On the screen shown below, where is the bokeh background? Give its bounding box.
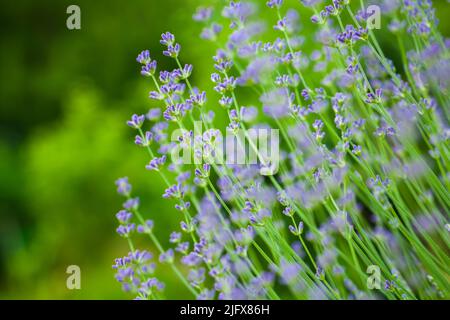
[0,0,449,299]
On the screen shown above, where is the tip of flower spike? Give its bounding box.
[115,177,131,196]
[160,32,175,46]
[136,50,151,64]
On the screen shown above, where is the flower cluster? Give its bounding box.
[113,0,450,300]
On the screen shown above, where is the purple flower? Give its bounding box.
[237,57,274,86]
[140,61,157,77]
[313,119,323,131]
[385,280,395,290]
[115,177,131,196]
[336,25,368,45]
[240,106,258,122]
[160,32,175,46]
[116,210,132,224]
[365,88,383,104]
[126,114,145,129]
[163,43,181,58]
[145,155,166,171]
[116,224,135,237]
[219,96,233,108]
[213,51,233,72]
[352,145,362,156]
[149,90,165,100]
[123,197,139,210]
[137,220,154,233]
[175,201,191,214]
[279,259,301,284]
[235,226,255,245]
[188,91,207,106]
[140,278,165,293]
[169,231,182,243]
[200,23,223,40]
[222,1,255,24]
[311,15,320,24]
[135,131,153,147]
[181,64,193,79]
[163,183,185,199]
[193,7,213,22]
[146,108,161,121]
[282,206,293,217]
[181,252,202,266]
[163,103,187,121]
[176,242,190,254]
[136,50,151,64]
[213,77,236,93]
[274,18,287,32]
[159,249,174,263]
[267,0,283,8]
[188,268,206,286]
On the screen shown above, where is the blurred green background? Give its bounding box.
[0,0,449,299]
[0,0,217,299]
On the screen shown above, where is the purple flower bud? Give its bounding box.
[176,242,190,254]
[116,210,132,224]
[311,15,320,24]
[313,119,324,130]
[116,223,135,237]
[136,50,151,64]
[160,32,175,46]
[146,108,161,120]
[219,96,233,108]
[163,183,185,199]
[188,91,207,106]
[267,0,283,8]
[159,249,174,263]
[181,64,193,78]
[140,60,157,77]
[163,103,187,122]
[298,221,304,234]
[181,252,202,266]
[352,145,362,156]
[137,220,154,234]
[193,6,213,22]
[126,114,145,129]
[163,43,181,58]
[115,177,131,196]
[135,131,153,147]
[289,225,298,235]
[145,155,166,171]
[123,197,139,210]
[169,231,182,243]
[282,206,293,217]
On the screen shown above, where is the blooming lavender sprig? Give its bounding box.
[113,0,450,301]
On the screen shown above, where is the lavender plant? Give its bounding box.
[112,0,449,300]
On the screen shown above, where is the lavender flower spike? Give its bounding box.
[160,32,175,46]
[136,49,151,64]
